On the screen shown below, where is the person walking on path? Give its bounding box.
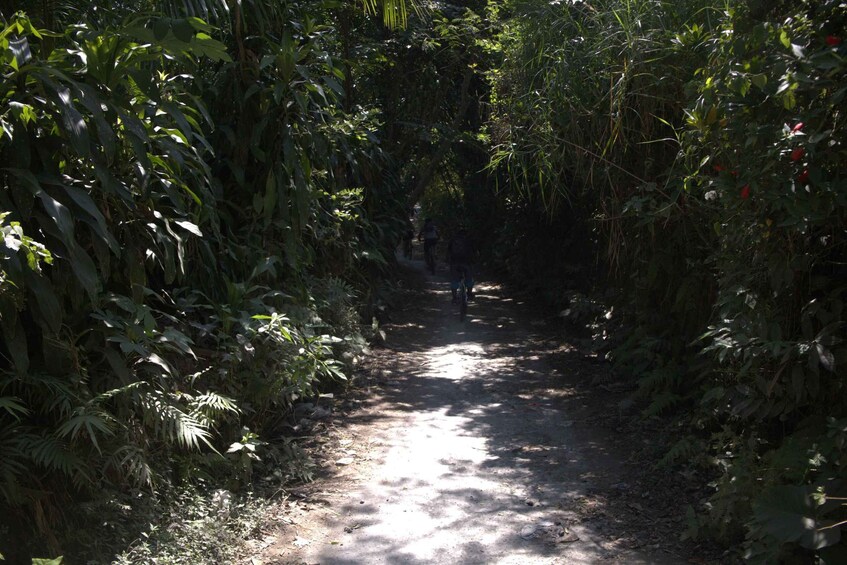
[418,218,439,274]
[447,227,475,303]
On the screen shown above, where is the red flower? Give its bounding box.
[740,185,750,199]
[713,164,725,172]
[826,35,842,46]
[791,122,804,133]
[791,148,805,161]
[730,170,739,177]
[798,170,810,184]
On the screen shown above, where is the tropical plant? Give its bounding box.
[0,1,398,557]
[484,0,847,561]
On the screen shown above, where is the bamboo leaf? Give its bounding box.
[31,558,64,565]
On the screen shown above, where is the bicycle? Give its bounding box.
[424,242,436,274]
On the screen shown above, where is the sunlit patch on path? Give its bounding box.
[262,260,685,564]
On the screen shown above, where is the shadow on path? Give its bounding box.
[267,257,687,564]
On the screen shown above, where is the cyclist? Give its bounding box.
[447,227,475,303]
[418,218,439,272]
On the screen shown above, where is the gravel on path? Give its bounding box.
[260,259,694,565]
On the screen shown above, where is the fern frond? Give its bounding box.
[55,409,116,454]
[0,424,28,504]
[89,381,145,405]
[104,445,155,488]
[24,433,91,483]
[137,389,211,450]
[642,390,682,417]
[0,372,76,418]
[636,366,681,398]
[658,437,698,468]
[189,392,239,428]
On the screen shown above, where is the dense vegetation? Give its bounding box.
[0,1,412,561]
[0,0,845,563]
[476,1,847,563]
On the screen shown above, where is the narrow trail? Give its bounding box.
[261,258,691,564]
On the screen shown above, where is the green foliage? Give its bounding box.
[486,0,847,560]
[0,2,402,559]
[112,488,271,565]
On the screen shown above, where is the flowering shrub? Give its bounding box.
[677,1,847,561]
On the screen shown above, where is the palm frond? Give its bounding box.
[0,395,29,420]
[25,433,91,483]
[137,389,212,450]
[0,424,28,504]
[104,445,155,488]
[0,372,77,418]
[189,392,239,428]
[55,409,116,454]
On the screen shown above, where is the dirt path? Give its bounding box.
[260,260,700,564]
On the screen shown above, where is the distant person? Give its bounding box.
[447,227,475,303]
[418,218,439,274]
[402,224,414,259]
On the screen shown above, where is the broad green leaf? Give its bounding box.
[62,185,120,252]
[153,19,170,41]
[324,75,344,96]
[92,161,133,202]
[161,101,194,140]
[173,19,195,43]
[75,83,117,161]
[174,220,202,237]
[103,347,131,385]
[190,34,232,62]
[127,67,159,101]
[37,191,75,243]
[253,192,263,214]
[145,352,173,376]
[753,485,839,549]
[67,244,101,300]
[24,269,62,334]
[816,343,835,372]
[186,17,213,33]
[2,317,29,374]
[53,86,91,158]
[8,35,31,66]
